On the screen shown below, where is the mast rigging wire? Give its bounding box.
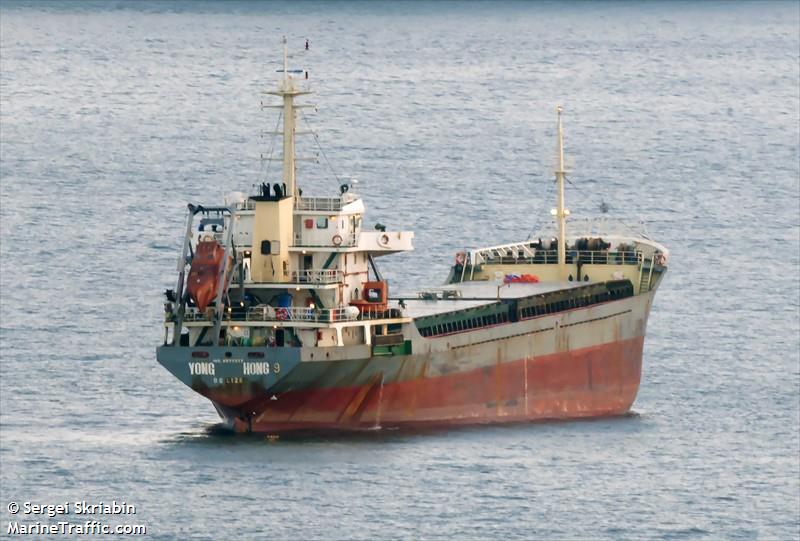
[262,111,283,183]
[299,108,342,185]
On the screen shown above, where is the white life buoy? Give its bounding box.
[201,234,215,242]
[379,233,390,246]
[332,234,343,246]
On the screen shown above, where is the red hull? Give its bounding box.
[214,336,644,433]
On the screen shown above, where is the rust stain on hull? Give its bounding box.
[215,336,644,433]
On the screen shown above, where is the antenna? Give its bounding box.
[282,35,289,88]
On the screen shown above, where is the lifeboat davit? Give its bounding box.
[187,237,227,312]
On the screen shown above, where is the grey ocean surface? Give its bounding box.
[1,1,799,540]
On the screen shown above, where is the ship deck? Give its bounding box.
[394,280,594,318]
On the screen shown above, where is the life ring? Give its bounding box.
[455,251,466,266]
[201,234,215,242]
[276,307,289,320]
[332,234,343,246]
[654,253,666,266]
[378,233,390,246]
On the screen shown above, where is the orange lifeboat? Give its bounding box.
[187,237,227,311]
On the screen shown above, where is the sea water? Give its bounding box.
[1,1,798,539]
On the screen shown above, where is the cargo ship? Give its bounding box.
[156,40,668,433]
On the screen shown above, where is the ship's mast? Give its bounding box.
[555,105,569,280]
[281,37,296,198]
[266,36,309,199]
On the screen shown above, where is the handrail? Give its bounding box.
[290,269,344,284]
[476,249,642,266]
[230,268,345,286]
[246,306,358,322]
[292,233,358,248]
[358,306,398,320]
[234,200,256,211]
[295,197,342,211]
[183,304,402,324]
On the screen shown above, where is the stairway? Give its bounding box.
[639,259,653,293]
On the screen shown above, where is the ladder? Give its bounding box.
[639,258,654,293]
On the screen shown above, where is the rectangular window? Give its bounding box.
[317,217,328,229]
[271,241,281,255]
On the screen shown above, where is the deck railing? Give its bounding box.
[478,250,642,265]
[293,232,358,248]
[234,200,256,211]
[183,304,402,324]
[290,269,344,284]
[235,198,343,212]
[358,306,399,320]
[246,306,358,323]
[295,197,342,211]
[230,269,345,286]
